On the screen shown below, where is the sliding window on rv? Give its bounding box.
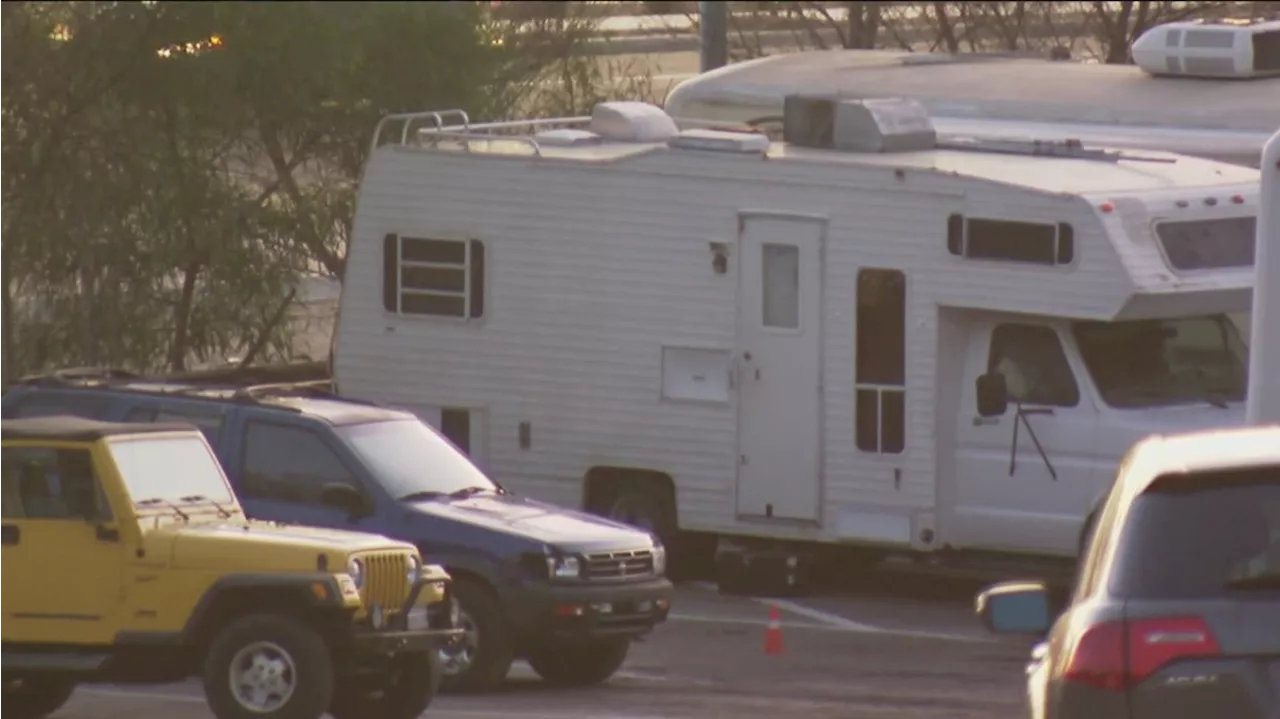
[1072,315,1246,409]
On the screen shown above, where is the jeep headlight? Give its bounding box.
[652,543,666,577]
[347,557,366,589]
[546,554,581,580]
[405,554,422,585]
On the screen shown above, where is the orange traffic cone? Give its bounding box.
[763,604,784,655]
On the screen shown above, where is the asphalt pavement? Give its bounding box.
[56,573,1035,719]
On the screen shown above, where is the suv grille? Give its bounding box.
[583,549,654,580]
[359,552,410,614]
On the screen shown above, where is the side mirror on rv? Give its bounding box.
[975,372,1009,417]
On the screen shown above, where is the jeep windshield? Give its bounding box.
[108,435,236,508]
[1071,314,1247,409]
[336,419,500,500]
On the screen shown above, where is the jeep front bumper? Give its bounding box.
[348,575,463,659]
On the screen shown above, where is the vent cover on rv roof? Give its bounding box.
[589,101,679,142]
[783,95,936,153]
[1131,19,1280,79]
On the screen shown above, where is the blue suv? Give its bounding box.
[2,368,673,692]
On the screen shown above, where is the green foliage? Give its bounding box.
[2,0,591,380]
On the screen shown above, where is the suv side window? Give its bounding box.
[2,447,112,521]
[8,393,111,420]
[987,323,1081,407]
[240,422,360,506]
[123,404,224,446]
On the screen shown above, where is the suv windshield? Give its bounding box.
[1071,314,1246,409]
[336,419,498,500]
[1110,468,1280,599]
[109,436,235,506]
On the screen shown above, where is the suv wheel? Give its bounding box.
[329,651,439,719]
[3,675,76,719]
[437,578,514,693]
[203,613,334,719]
[527,638,630,687]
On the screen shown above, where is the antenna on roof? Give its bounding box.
[936,136,1175,164]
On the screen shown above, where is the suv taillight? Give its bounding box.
[1064,616,1220,690]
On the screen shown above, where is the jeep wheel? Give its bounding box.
[203,613,334,719]
[437,577,514,693]
[527,638,630,687]
[329,651,439,719]
[3,675,76,719]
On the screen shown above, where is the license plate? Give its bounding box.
[407,606,430,631]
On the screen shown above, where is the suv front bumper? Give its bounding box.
[510,577,673,642]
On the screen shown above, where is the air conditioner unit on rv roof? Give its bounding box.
[1131,19,1280,79]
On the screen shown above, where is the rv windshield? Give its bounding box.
[336,419,499,500]
[1072,315,1247,409]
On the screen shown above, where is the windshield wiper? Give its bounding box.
[179,494,237,519]
[448,485,501,499]
[398,490,446,503]
[136,497,190,521]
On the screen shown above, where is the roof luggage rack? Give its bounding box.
[14,366,142,387]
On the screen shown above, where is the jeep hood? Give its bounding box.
[405,493,655,553]
[145,520,409,571]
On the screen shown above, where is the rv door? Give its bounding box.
[951,320,1102,556]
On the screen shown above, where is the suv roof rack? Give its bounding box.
[15,366,143,387]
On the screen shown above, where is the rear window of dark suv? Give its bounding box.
[1110,465,1280,599]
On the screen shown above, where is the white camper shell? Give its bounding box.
[335,99,1261,562]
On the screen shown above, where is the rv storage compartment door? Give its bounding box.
[735,216,824,523]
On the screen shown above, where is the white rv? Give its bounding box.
[334,98,1261,570]
[663,20,1280,169]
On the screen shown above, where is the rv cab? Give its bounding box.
[948,311,1247,555]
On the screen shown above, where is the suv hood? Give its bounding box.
[145,519,410,571]
[406,493,655,552]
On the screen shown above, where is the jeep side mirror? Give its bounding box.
[975,372,1009,417]
[975,580,1050,635]
[319,483,371,519]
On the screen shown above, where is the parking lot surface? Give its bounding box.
[59,575,1033,719]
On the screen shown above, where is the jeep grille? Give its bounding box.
[359,551,410,613]
[582,549,654,580]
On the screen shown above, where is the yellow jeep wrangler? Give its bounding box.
[1,416,461,719]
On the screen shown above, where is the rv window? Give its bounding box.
[855,269,906,454]
[946,215,1074,266]
[1154,217,1256,271]
[761,243,800,329]
[986,324,1080,407]
[382,234,486,319]
[1254,29,1280,72]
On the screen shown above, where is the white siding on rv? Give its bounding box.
[336,140,1214,541]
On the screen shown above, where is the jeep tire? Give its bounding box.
[328,650,439,719]
[3,674,76,719]
[438,577,514,693]
[527,637,631,687]
[202,613,334,719]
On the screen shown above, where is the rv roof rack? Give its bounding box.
[936,136,1175,163]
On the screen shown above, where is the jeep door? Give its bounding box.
[1,443,126,644]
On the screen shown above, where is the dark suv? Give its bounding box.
[975,425,1280,719]
[2,369,673,693]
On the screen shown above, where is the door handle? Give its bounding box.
[1,524,19,545]
[972,416,1000,427]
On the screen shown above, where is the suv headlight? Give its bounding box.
[546,554,581,580]
[405,554,422,585]
[347,557,366,589]
[652,543,666,577]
